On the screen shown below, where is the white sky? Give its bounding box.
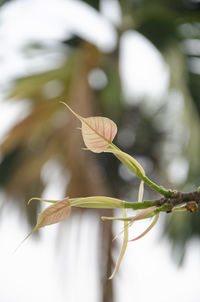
[0,0,199,301]
[119,30,169,103]
[2,204,200,302]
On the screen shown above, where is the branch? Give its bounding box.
[124,191,200,213]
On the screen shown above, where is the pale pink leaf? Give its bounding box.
[29,198,70,237]
[15,198,71,251]
[35,198,71,229]
[61,102,117,153]
[129,213,159,242]
[81,116,117,153]
[111,206,158,243]
[130,206,157,223]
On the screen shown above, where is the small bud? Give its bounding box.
[186,201,198,213]
[197,186,200,193]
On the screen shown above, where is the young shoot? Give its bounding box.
[22,102,200,279]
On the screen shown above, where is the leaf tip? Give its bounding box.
[60,101,82,121]
[27,197,36,205]
[13,229,35,253]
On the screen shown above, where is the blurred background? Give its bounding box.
[0,0,200,301]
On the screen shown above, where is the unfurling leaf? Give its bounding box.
[70,196,124,208]
[109,208,129,280]
[130,206,157,223]
[129,213,159,242]
[61,102,117,153]
[105,148,145,177]
[138,180,144,203]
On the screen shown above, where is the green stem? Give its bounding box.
[140,175,172,197]
[124,200,156,209]
[110,143,172,197]
[124,202,170,213]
